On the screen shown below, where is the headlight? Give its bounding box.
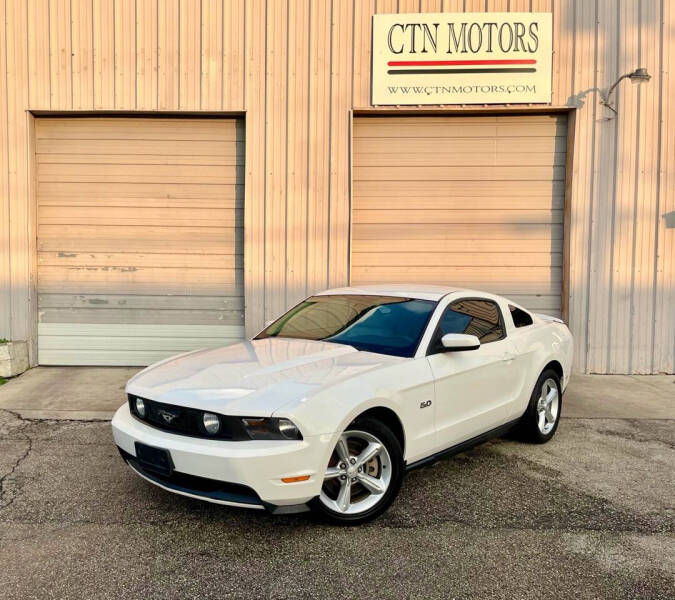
[240,417,302,440]
[135,397,146,418]
[277,419,300,439]
[202,412,221,435]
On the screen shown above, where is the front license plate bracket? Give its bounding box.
[134,442,174,477]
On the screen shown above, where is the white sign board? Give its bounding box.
[372,12,552,105]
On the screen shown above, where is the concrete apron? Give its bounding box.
[0,367,673,421]
[0,367,140,420]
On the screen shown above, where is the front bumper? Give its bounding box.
[112,403,333,512]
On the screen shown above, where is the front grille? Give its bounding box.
[128,395,250,441]
[118,447,263,507]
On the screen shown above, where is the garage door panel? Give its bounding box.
[354,120,561,139]
[38,278,243,298]
[37,163,243,184]
[39,206,243,227]
[353,266,561,284]
[352,252,562,268]
[355,116,500,126]
[37,139,244,156]
[496,137,566,153]
[354,180,565,197]
[39,195,244,209]
[38,251,243,269]
[39,294,244,311]
[355,122,499,138]
[39,308,245,326]
[352,115,566,317]
[38,322,243,336]
[353,196,564,210]
[39,266,243,289]
[38,153,242,167]
[353,223,563,240]
[38,181,242,199]
[496,122,565,137]
[37,322,244,366]
[352,238,558,253]
[355,136,566,155]
[353,152,566,168]
[354,166,565,182]
[353,273,560,295]
[353,209,562,225]
[38,233,241,254]
[354,115,560,125]
[37,117,244,365]
[36,118,241,141]
[35,350,212,367]
[38,329,244,351]
[38,224,243,244]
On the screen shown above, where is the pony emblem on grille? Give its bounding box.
[157,408,179,424]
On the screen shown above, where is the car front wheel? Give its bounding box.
[310,416,403,524]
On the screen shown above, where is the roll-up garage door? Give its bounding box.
[352,114,566,317]
[36,118,244,365]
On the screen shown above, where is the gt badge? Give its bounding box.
[420,400,432,409]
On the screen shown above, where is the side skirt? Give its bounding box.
[405,418,521,472]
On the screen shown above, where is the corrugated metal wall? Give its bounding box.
[0,0,672,373]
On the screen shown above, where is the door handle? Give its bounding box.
[501,353,516,362]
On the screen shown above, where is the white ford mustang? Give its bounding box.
[112,285,573,524]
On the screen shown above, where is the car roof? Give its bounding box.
[315,284,490,302]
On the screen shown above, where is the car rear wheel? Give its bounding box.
[517,369,562,443]
[310,416,403,525]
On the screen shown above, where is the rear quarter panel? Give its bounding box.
[506,320,573,420]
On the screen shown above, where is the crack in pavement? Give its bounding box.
[1,408,110,424]
[0,433,33,511]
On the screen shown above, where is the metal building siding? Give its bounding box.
[0,0,672,373]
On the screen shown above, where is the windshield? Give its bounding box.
[255,295,437,358]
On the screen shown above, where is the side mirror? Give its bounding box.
[440,333,481,352]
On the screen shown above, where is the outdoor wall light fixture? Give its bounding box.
[600,67,651,116]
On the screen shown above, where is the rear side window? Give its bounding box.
[436,299,504,344]
[509,305,534,328]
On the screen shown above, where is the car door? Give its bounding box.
[426,298,522,451]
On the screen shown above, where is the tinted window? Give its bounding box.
[509,305,534,328]
[255,295,437,358]
[436,299,504,344]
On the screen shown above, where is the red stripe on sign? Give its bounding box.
[387,59,537,67]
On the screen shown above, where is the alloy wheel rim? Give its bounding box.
[319,430,392,515]
[536,378,559,435]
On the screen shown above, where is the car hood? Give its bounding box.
[126,338,404,416]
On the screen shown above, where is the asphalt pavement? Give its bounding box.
[1,402,673,599]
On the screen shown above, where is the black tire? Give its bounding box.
[309,416,404,525]
[516,368,563,443]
